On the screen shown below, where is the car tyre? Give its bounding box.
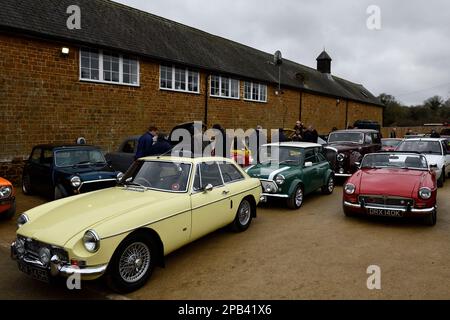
[106,233,155,293]
[22,174,32,195]
[424,209,437,226]
[321,175,335,195]
[54,185,68,200]
[287,185,304,210]
[231,198,253,232]
[1,200,16,220]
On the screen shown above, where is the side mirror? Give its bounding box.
[304,162,313,168]
[355,162,361,169]
[203,184,214,192]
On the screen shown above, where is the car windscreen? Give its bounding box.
[361,154,428,170]
[328,132,364,144]
[55,149,106,167]
[396,141,442,155]
[265,147,302,165]
[382,140,401,147]
[121,161,191,192]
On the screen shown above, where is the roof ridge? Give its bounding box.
[106,1,322,73]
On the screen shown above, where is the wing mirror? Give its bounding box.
[203,184,214,192]
[355,162,361,170]
[304,162,313,168]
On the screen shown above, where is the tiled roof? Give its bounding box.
[0,0,383,106]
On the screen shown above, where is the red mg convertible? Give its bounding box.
[343,152,438,226]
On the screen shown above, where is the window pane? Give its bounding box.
[188,71,198,92]
[91,69,99,80]
[221,77,230,97]
[193,165,202,191]
[175,68,186,90]
[112,72,119,82]
[160,65,172,89]
[211,75,220,96]
[244,82,251,99]
[199,162,223,187]
[80,49,99,80]
[131,74,138,85]
[260,85,267,101]
[81,68,90,79]
[219,163,244,183]
[231,79,239,98]
[252,84,259,100]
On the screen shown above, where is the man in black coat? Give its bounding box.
[135,125,158,159]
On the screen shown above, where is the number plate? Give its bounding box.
[18,261,50,283]
[367,208,403,217]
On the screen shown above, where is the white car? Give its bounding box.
[396,138,450,187]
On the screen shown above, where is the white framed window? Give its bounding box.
[210,75,239,99]
[244,81,267,103]
[160,64,200,94]
[80,48,139,86]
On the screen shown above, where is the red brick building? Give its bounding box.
[0,0,383,183]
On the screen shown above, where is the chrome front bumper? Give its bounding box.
[335,173,352,177]
[343,201,436,213]
[11,242,107,279]
[261,193,289,198]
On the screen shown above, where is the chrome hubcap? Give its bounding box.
[328,177,334,192]
[295,188,303,207]
[119,242,150,283]
[238,200,251,226]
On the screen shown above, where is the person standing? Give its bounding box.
[430,129,440,138]
[149,133,172,155]
[390,128,397,138]
[135,125,158,159]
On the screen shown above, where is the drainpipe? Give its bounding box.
[204,74,209,126]
[345,100,349,129]
[299,91,303,121]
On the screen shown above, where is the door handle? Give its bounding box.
[222,190,230,195]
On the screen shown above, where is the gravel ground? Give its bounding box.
[0,184,449,300]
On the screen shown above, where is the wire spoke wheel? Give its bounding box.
[238,200,251,226]
[118,242,151,283]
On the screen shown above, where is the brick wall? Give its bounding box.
[0,32,383,183]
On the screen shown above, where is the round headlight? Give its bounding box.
[344,183,356,195]
[116,172,124,181]
[17,213,29,228]
[16,238,25,256]
[419,187,432,200]
[0,186,12,199]
[70,176,81,188]
[275,174,285,185]
[83,230,100,253]
[39,247,51,266]
[337,153,345,162]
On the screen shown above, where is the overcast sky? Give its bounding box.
[114,0,450,105]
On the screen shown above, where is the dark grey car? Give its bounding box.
[105,136,140,173]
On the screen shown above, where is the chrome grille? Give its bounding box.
[359,195,414,208]
[19,237,69,263]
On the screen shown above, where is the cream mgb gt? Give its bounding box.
[11,156,262,292]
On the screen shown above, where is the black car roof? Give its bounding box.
[332,129,379,133]
[33,144,101,150]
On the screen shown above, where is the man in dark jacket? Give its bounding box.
[303,126,319,143]
[150,134,172,155]
[135,125,158,159]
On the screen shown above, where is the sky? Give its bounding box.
[114,0,450,106]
